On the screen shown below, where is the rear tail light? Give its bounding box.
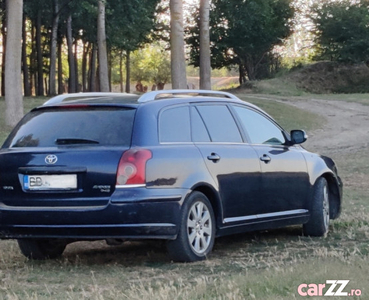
[116,148,152,187]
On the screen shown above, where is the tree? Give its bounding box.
[311,0,369,63]
[170,0,187,89]
[24,0,53,96]
[5,0,24,127]
[97,0,109,92]
[188,0,293,82]
[105,0,161,92]
[22,14,31,96]
[130,44,171,89]
[48,0,74,96]
[0,0,6,96]
[49,0,60,96]
[66,13,76,92]
[9,0,160,97]
[199,0,211,90]
[35,8,44,95]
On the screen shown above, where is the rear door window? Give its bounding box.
[196,105,242,143]
[159,106,191,143]
[191,107,211,142]
[4,107,136,148]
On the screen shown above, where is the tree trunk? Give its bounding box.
[1,0,6,97]
[238,61,247,85]
[30,23,36,95]
[119,49,124,92]
[199,0,211,90]
[89,43,97,92]
[97,0,110,92]
[44,76,48,95]
[108,49,112,92]
[58,38,64,94]
[95,65,100,91]
[48,0,59,96]
[125,50,131,93]
[66,14,76,93]
[82,41,89,92]
[245,56,256,81]
[22,14,31,96]
[170,0,187,89]
[36,10,44,96]
[5,0,24,127]
[74,41,79,91]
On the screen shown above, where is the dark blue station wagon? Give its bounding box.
[0,90,342,262]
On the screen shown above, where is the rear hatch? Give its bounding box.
[0,105,136,207]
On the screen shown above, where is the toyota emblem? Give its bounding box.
[45,154,58,165]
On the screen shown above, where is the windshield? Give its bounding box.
[3,107,136,148]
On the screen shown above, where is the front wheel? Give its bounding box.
[17,239,67,260]
[167,191,215,262]
[303,177,330,236]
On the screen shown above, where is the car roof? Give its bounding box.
[41,90,259,110]
[33,90,276,125]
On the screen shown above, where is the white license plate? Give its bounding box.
[23,174,77,191]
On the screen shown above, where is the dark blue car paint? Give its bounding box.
[0,95,342,241]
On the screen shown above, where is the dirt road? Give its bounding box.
[288,98,369,155]
[250,96,369,156]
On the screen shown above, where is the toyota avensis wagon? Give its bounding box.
[0,90,342,262]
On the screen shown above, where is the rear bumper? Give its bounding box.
[0,187,189,240]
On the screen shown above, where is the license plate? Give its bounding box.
[23,174,77,191]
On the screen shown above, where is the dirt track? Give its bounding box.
[288,98,369,155]
[252,96,369,155]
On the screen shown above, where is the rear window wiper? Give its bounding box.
[55,138,100,145]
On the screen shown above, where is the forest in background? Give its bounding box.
[0,0,368,98]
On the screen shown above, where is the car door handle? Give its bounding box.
[260,154,271,163]
[207,153,221,162]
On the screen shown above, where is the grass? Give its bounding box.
[238,94,326,132]
[0,94,368,299]
[296,94,369,106]
[250,77,306,97]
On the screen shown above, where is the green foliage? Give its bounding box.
[188,0,294,81]
[24,0,52,24]
[130,43,171,85]
[106,0,160,52]
[186,65,238,77]
[312,0,369,62]
[58,0,160,51]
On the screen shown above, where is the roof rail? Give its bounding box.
[137,89,242,103]
[43,92,136,106]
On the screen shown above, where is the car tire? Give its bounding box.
[303,177,330,237]
[17,239,67,260]
[167,191,215,262]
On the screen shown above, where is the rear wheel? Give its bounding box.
[17,239,67,260]
[167,191,215,262]
[303,177,330,236]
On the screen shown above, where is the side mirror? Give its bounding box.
[290,130,307,145]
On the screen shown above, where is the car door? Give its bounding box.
[191,104,263,221]
[232,105,310,216]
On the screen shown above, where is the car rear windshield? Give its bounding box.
[3,107,136,148]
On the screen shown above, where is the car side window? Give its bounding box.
[196,105,242,143]
[159,106,191,143]
[233,105,285,145]
[190,107,211,142]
